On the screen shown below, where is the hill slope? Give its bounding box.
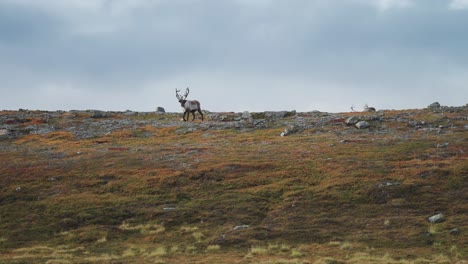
[0,106,467,263]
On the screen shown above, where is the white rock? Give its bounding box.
[355,121,370,129]
[428,213,445,224]
[241,111,251,119]
[233,225,249,231]
[345,116,360,125]
[437,143,449,148]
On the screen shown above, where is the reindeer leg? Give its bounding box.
[198,109,204,121]
[183,111,187,121]
[192,110,196,121]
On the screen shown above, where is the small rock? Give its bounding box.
[377,181,401,188]
[355,121,370,129]
[345,116,359,125]
[253,119,266,127]
[264,111,293,120]
[163,207,176,211]
[156,107,165,113]
[281,124,300,137]
[428,213,445,224]
[384,219,391,227]
[241,111,251,120]
[91,110,112,118]
[436,142,449,148]
[123,111,137,116]
[428,102,441,110]
[449,228,460,235]
[233,225,249,231]
[15,187,22,192]
[0,129,9,136]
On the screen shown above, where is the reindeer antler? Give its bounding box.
[183,87,190,100]
[176,87,190,101]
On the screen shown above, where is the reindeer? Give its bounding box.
[364,104,376,112]
[176,87,204,121]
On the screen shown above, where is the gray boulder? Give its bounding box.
[428,213,445,224]
[265,111,287,120]
[449,228,460,235]
[0,129,9,137]
[91,110,112,118]
[156,107,165,113]
[428,102,441,110]
[280,124,301,137]
[241,111,252,120]
[355,121,370,129]
[264,110,296,120]
[345,116,360,125]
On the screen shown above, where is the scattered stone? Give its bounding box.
[123,111,137,116]
[280,124,301,137]
[0,129,9,137]
[355,121,370,129]
[91,110,112,118]
[449,228,460,235]
[31,127,55,135]
[436,142,449,148]
[428,102,441,110]
[163,207,176,211]
[233,225,249,231]
[377,181,401,188]
[396,117,408,123]
[265,111,287,120]
[363,115,381,121]
[384,219,391,227]
[15,187,22,192]
[252,119,266,128]
[156,107,165,113]
[241,111,252,120]
[428,213,445,224]
[264,110,296,120]
[345,116,360,126]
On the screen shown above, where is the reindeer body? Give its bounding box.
[176,88,204,121]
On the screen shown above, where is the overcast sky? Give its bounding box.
[0,0,467,112]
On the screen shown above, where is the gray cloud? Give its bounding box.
[0,0,467,112]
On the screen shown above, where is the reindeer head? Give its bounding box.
[175,87,190,104]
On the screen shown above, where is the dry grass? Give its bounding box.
[0,109,467,263]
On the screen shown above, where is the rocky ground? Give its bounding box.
[1,103,466,140]
[0,103,467,263]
